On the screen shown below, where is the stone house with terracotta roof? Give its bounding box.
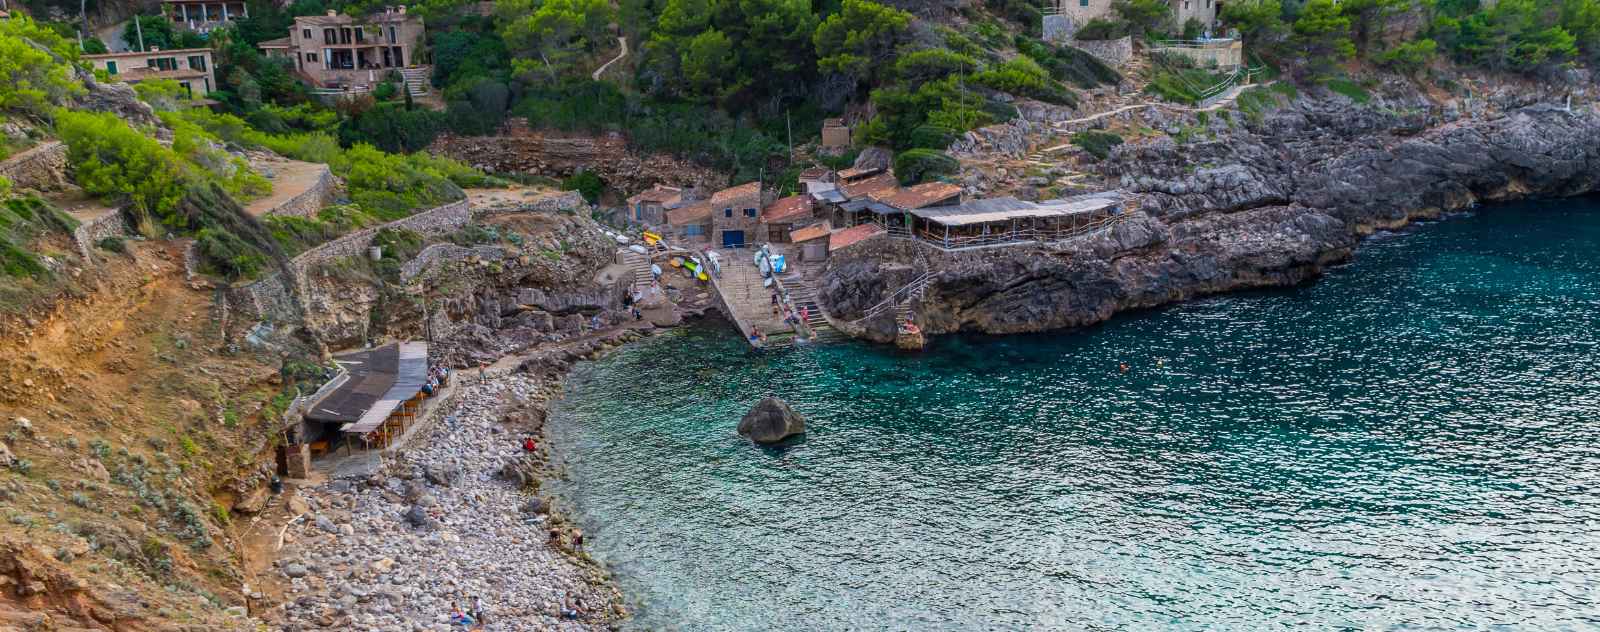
[761,194,814,243]
[708,182,767,248]
[665,200,713,242]
[625,185,685,226]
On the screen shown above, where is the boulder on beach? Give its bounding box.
[737,397,807,444]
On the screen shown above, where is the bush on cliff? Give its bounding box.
[0,16,84,116]
[894,149,960,185]
[1071,130,1124,160]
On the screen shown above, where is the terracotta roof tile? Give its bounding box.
[666,201,712,226]
[710,181,761,206]
[763,195,813,223]
[790,221,832,242]
[627,185,682,205]
[829,223,885,252]
[798,167,833,182]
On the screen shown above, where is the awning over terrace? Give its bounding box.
[304,341,429,434]
[908,195,1120,226]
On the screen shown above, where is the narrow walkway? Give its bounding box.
[712,250,792,344]
[1041,83,1255,153]
[593,36,629,81]
[244,158,329,217]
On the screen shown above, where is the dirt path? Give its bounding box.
[592,36,628,81]
[244,158,329,217]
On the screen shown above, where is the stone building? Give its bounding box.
[761,194,814,243]
[625,185,685,226]
[1043,0,1219,40]
[821,118,852,149]
[161,0,248,33]
[708,182,766,249]
[665,201,713,243]
[84,48,216,97]
[260,6,425,90]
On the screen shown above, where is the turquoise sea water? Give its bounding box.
[544,200,1600,630]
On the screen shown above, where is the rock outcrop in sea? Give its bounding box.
[820,85,1600,342]
[738,397,807,444]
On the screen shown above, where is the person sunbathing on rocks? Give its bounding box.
[523,437,537,452]
[449,603,476,626]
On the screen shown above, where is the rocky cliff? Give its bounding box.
[820,84,1600,342]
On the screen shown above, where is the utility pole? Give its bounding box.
[78,0,86,51]
[786,109,793,164]
[135,15,146,52]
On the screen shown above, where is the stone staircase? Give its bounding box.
[622,249,653,294]
[782,279,841,342]
[399,66,430,97]
[713,250,792,343]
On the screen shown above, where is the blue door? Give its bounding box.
[722,230,745,248]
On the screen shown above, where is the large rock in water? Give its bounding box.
[737,398,807,444]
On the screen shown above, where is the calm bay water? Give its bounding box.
[544,200,1600,630]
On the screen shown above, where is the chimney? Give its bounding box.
[326,9,336,16]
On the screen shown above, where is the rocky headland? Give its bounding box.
[819,79,1600,342]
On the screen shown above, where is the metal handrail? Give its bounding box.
[849,271,933,325]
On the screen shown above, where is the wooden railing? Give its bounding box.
[903,213,1128,252]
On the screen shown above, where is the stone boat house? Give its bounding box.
[708,182,766,249]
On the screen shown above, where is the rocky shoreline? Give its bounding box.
[272,326,651,631]
[820,85,1600,342]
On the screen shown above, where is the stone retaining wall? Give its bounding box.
[264,166,335,219]
[1073,37,1134,68]
[0,141,68,191]
[400,243,506,283]
[71,209,129,260]
[230,191,590,324]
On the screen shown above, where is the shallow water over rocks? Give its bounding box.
[547,199,1600,631]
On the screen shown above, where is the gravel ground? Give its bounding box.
[273,372,624,631]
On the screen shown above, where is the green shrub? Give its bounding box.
[909,125,958,150]
[1073,18,1127,40]
[562,171,605,204]
[338,103,448,153]
[373,81,398,101]
[893,149,959,185]
[195,227,267,279]
[55,111,187,230]
[0,16,84,115]
[1322,78,1371,103]
[96,237,128,254]
[1071,130,1124,160]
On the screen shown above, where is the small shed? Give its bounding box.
[791,221,832,261]
[821,118,852,149]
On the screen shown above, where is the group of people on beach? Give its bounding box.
[449,596,489,628]
[421,365,450,396]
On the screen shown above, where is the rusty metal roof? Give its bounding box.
[790,221,833,243]
[763,195,813,223]
[875,182,962,211]
[829,223,885,252]
[840,172,899,199]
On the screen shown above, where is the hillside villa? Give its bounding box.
[84,48,216,97]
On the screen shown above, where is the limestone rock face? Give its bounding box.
[820,91,1600,341]
[737,397,807,444]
